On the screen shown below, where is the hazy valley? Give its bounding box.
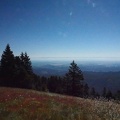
[32,60,120,93]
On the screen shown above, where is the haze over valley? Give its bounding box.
[32,60,120,93]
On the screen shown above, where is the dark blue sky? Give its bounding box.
[0,0,120,61]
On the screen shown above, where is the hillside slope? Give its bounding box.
[0,87,120,120]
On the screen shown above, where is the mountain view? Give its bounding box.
[0,0,120,119]
[32,60,120,93]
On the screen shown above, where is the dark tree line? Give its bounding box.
[0,44,90,97]
[0,44,120,100]
[0,44,33,88]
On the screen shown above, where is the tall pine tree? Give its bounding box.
[20,52,33,74]
[66,60,84,96]
[0,44,15,86]
[18,52,33,88]
[0,44,15,77]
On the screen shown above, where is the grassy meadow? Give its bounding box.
[0,87,120,120]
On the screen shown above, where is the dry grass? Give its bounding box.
[0,87,120,120]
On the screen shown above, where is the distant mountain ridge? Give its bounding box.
[32,60,120,72]
[32,60,120,93]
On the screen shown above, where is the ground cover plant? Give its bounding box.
[0,87,120,120]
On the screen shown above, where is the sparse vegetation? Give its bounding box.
[0,87,120,120]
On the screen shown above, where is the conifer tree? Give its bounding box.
[14,56,23,79]
[24,52,32,74]
[20,52,33,74]
[17,52,33,88]
[0,44,15,86]
[0,44,33,88]
[15,56,21,70]
[0,44,15,77]
[66,60,84,96]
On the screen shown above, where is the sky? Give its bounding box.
[0,0,120,61]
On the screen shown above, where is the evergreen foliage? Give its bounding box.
[65,60,84,96]
[0,44,119,100]
[20,52,33,74]
[0,44,16,86]
[0,44,15,77]
[47,76,65,94]
[0,44,33,88]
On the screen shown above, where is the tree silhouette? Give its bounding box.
[15,52,33,88]
[66,60,84,96]
[0,44,33,88]
[1,44,15,76]
[0,44,15,86]
[20,52,33,74]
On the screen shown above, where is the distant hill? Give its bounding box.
[32,60,120,72]
[33,63,120,93]
[0,87,120,120]
[84,71,120,93]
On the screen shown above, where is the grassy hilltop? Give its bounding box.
[0,87,120,120]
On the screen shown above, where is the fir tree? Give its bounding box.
[0,44,15,86]
[17,52,33,88]
[24,52,32,74]
[20,52,33,74]
[0,44,15,77]
[66,60,84,96]
[0,44,34,88]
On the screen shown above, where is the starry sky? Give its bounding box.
[0,0,120,61]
